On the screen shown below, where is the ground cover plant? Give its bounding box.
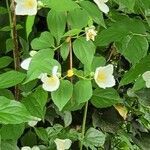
[0,0,150,149]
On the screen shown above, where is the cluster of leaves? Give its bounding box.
[0,0,150,149]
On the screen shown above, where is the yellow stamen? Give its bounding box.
[23,0,35,9]
[47,76,57,85]
[97,71,106,82]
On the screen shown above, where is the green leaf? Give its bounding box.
[51,80,73,111]
[79,1,105,27]
[26,15,35,39]
[91,56,106,72]
[95,17,146,46]
[43,0,79,11]
[91,88,122,108]
[47,10,67,44]
[0,71,26,89]
[31,31,54,50]
[63,111,72,127]
[73,80,93,104]
[1,140,19,150]
[25,49,60,83]
[0,56,13,69]
[120,55,150,86]
[116,35,148,65]
[0,89,14,99]
[60,42,70,61]
[0,96,34,124]
[83,128,106,149]
[73,37,95,66]
[22,86,48,119]
[67,8,89,29]
[34,127,49,142]
[0,7,8,15]
[63,29,82,37]
[0,124,25,140]
[114,0,136,11]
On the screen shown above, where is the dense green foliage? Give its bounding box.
[0,0,150,149]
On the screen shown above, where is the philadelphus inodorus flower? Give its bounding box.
[21,146,40,150]
[85,26,97,41]
[41,66,60,92]
[93,0,110,14]
[142,71,150,88]
[15,0,37,16]
[21,51,37,70]
[54,138,72,150]
[94,64,115,89]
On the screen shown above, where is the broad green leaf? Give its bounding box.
[120,55,150,86]
[43,0,79,11]
[31,31,54,50]
[83,128,106,149]
[0,71,26,89]
[0,124,25,140]
[116,35,148,65]
[1,140,19,150]
[91,88,122,108]
[73,80,93,104]
[114,0,136,11]
[63,111,72,127]
[0,56,13,69]
[95,17,146,46]
[25,49,60,83]
[60,42,70,61]
[67,8,89,29]
[47,10,67,44]
[0,89,14,99]
[73,37,95,66]
[79,1,105,27]
[63,29,82,37]
[34,127,49,142]
[22,86,48,119]
[0,96,34,124]
[91,56,106,72]
[26,15,35,39]
[51,80,73,111]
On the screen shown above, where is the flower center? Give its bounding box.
[87,31,94,39]
[47,76,57,86]
[23,0,35,9]
[97,71,107,82]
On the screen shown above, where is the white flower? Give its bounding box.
[142,71,150,88]
[85,26,97,41]
[94,64,115,89]
[41,66,60,92]
[21,51,37,70]
[54,138,72,150]
[15,0,37,16]
[21,146,40,150]
[93,0,109,14]
[28,117,41,127]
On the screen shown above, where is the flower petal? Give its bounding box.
[31,146,40,150]
[21,146,31,150]
[42,76,60,92]
[93,0,109,14]
[21,57,32,70]
[142,71,150,81]
[52,66,59,76]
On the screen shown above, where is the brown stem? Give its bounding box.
[7,0,20,100]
